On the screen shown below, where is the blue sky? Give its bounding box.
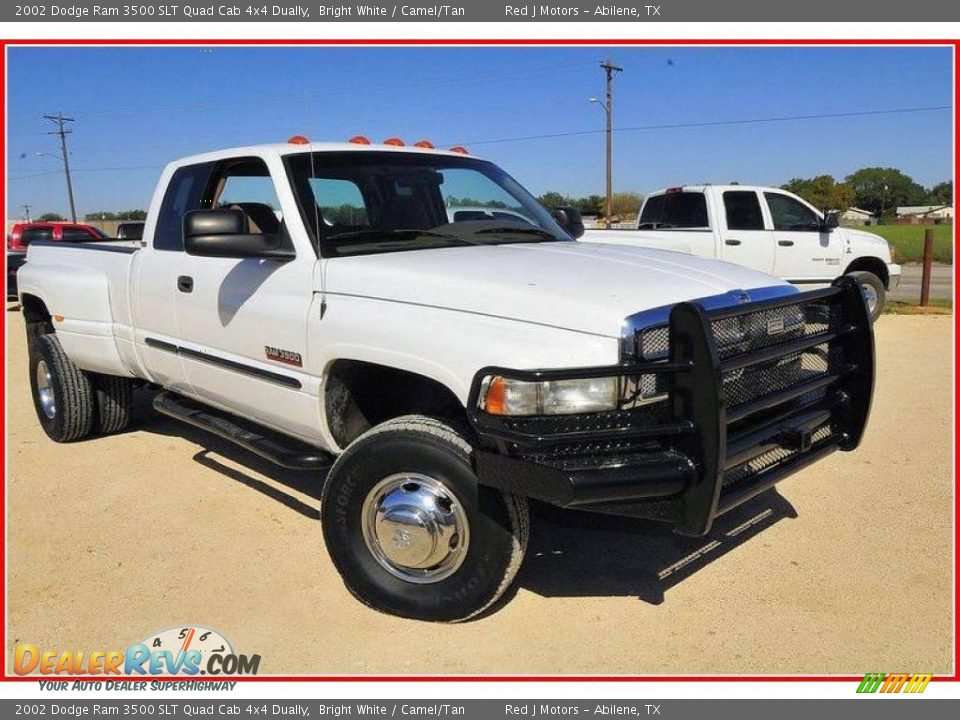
[7,46,954,218]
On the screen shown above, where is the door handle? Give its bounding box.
[724,239,742,246]
[177,275,194,293]
[778,240,795,247]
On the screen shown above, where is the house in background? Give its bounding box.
[895,205,954,224]
[840,207,878,226]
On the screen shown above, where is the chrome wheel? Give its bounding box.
[361,473,470,584]
[36,359,56,419]
[861,283,879,315]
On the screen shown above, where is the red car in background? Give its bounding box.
[7,222,110,299]
[7,221,109,251]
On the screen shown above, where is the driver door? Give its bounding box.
[172,156,322,441]
[766,191,842,282]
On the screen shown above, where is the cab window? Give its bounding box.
[205,158,283,237]
[723,191,765,231]
[20,227,54,246]
[764,193,821,231]
[62,226,106,242]
[154,162,214,251]
[638,192,709,229]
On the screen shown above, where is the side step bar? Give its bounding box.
[153,391,334,471]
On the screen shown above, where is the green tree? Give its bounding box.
[781,175,855,212]
[84,211,118,221]
[608,192,644,219]
[926,180,953,206]
[117,209,148,221]
[572,195,605,216]
[37,212,63,221]
[536,191,569,210]
[844,167,927,217]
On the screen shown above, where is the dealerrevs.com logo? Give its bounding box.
[856,673,932,694]
[14,626,261,676]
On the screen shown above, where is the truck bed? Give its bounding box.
[17,240,143,377]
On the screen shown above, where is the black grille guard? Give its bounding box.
[467,276,874,536]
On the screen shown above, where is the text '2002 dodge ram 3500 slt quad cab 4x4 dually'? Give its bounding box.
[18,136,875,622]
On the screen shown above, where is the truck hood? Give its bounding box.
[325,241,793,338]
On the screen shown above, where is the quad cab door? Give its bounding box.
[717,189,775,274]
[764,191,842,283]
[134,162,214,395]
[169,156,322,442]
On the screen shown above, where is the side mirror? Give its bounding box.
[552,206,585,239]
[183,209,294,259]
[822,210,841,230]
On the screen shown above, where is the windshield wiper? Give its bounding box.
[473,226,560,240]
[325,228,483,246]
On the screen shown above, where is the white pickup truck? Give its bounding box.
[18,139,875,621]
[582,185,901,320]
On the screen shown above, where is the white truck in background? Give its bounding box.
[17,140,875,621]
[581,185,901,320]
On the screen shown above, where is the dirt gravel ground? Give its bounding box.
[5,307,954,675]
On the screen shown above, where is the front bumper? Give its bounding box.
[468,277,874,536]
[888,263,902,289]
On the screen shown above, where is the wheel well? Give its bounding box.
[21,294,54,349]
[21,294,51,326]
[845,257,889,288]
[324,359,467,449]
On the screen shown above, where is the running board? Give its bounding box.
[153,391,334,471]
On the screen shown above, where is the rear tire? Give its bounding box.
[847,270,885,322]
[29,334,95,443]
[320,415,529,622]
[93,374,134,435]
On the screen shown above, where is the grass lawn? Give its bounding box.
[883,299,952,315]
[860,224,954,263]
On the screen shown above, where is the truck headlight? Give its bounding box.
[480,376,619,416]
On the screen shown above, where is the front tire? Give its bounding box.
[848,270,886,322]
[320,415,529,622]
[29,334,95,442]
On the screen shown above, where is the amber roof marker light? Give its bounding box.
[449,146,469,155]
[383,137,406,146]
[348,135,371,145]
[287,135,310,145]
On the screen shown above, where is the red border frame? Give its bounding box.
[1,36,956,684]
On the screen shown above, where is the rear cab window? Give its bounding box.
[62,227,106,242]
[638,191,709,229]
[20,227,54,246]
[154,162,215,251]
[723,191,765,231]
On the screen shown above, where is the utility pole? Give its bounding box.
[600,59,622,225]
[43,113,77,223]
[21,204,32,222]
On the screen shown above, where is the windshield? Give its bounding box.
[285,151,570,257]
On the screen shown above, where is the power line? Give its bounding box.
[459,104,953,147]
[9,164,164,181]
[9,58,601,124]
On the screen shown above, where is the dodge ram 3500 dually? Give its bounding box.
[581,185,901,320]
[18,138,875,621]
